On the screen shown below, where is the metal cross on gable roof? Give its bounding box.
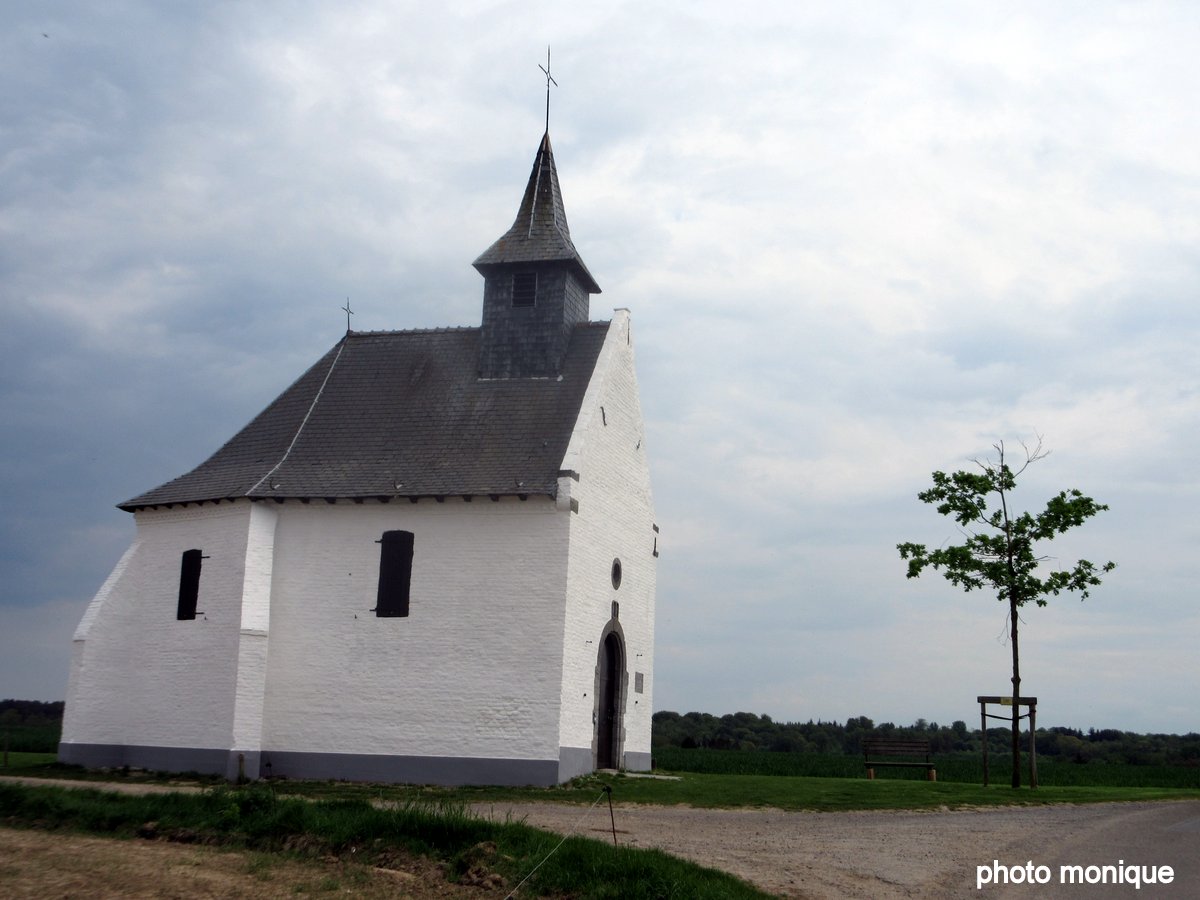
[341,298,353,334]
[539,45,557,133]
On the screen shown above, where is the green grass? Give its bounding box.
[228,771,1200,814]
[653,747,1200,789]
[16,747,1199,790]
[0,752,58,772]
[1,724,60,754]
[606,772,1200,810]
[8,758,1198,812]
[1,755,224,785]
[0,781,768,899]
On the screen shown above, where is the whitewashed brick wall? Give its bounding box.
[558,310,657,766]
[61,503,256,750]
[230,503,277,760]
[260,497,571,761]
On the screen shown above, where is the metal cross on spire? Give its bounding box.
[341,298,354,334]
[539,45,557,133]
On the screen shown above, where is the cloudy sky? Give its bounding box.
[3,1,1197,735]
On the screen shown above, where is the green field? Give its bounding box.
[1,724,59,754]
[8,749,1200,805]
[0,751,59,771]
[652,747,1200,789]
[9,748,1200,816]
[13,746,1196,791]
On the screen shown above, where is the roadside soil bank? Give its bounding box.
[0,826,492,899]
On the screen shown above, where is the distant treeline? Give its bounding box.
[653,711,1200,767]
[4,702,1198,768]
[1,699,63,726]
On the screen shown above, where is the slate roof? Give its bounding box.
[473,132,601,294]
[121,323,609,511]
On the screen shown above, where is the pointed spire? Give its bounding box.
[473,132,601,294]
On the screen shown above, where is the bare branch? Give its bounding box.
[1012,433,1049,478]
[972,435,1050,479]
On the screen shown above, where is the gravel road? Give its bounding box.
[476,799,1200,898]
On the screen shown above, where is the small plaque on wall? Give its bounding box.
[635,672,644,694]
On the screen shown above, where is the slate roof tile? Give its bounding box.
[121,322,609,510]
[472,132,601,293]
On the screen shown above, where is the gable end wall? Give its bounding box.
[557,311,657,778]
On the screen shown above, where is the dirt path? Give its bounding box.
[0,774,205,795]
[0,826,488,899]
[475,799,1200,898]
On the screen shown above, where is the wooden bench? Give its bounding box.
[863,738,936,781]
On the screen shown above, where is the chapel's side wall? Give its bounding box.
[59,503,258,774]
[60,496,572,785]
[258,497,570,784]
[556,310,657,779]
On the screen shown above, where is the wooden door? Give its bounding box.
[597,633,622,769]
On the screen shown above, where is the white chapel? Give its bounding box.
[59,129,658,786]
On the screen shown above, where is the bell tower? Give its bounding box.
[473,132,601,379]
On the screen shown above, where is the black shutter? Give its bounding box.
[178,549,202,620]
[511,271,537,307]
[376,530,414,617]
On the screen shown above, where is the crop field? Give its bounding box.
[1,724,59,754]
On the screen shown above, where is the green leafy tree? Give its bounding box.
[897,439,1116,788]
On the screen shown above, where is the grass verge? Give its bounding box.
[653,747,1200,788]
[1,752,58,772]
[244,771,1200,812]
[7,757,1199,812]
[0,781,768,899]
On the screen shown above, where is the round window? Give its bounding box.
[611,558,623,589]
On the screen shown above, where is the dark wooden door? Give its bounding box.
[597,633,621,769]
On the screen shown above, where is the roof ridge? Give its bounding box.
[351,325,480,336]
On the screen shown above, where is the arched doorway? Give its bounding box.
[595,631,624,770]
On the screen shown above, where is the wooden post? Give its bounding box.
[1029,703,1038,789]
[978,695,1037,789]
[980,701,988,787]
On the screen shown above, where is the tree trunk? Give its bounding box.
[1010,593,1022,789]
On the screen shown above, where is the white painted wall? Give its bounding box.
[558,311,657,766]
[230,503,278,761]
[260,497,571,762]
[61,503,256,751]
[65,495,576,767]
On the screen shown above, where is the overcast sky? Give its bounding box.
[3,1,1197,735]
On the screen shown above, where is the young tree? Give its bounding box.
[897,439,1116,788]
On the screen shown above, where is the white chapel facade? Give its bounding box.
[59,131,657,786]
